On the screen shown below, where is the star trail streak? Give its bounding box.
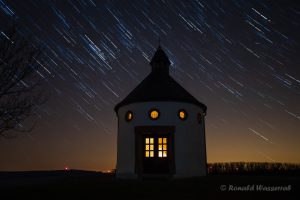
[0,0,299,171]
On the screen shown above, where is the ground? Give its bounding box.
[0,171,299,199]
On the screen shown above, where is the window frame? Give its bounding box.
[144,137,154,158]
[158,137,168,158]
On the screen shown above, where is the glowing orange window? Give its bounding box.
[145,137,154,157]
[149,109,160,120]
[158,137,167,158]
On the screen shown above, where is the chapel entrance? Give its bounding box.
[143,134,169,173]
[135,126,175,176]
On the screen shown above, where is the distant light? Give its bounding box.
[64,166,70,171]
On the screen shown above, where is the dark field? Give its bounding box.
[0,170,299,199]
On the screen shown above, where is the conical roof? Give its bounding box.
[150,45,171,67]
[114,46,207,114]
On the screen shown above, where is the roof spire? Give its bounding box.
[150,44,170,74]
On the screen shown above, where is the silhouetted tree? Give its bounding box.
[0,26,46,138]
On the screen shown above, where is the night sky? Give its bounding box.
[0,0,299,171]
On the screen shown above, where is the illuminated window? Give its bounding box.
[125,111,133,122]
[145,137,154,157]
[149,108,160,120]
[158,137,167,158]
[178,109,187,120]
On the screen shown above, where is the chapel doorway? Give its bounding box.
[135,126,175,176]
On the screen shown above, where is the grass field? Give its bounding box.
[0,169,299,199]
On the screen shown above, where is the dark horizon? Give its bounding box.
[0,0,299,171]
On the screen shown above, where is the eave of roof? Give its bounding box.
[114,72,207,113]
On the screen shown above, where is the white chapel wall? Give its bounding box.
[116,101,206,178]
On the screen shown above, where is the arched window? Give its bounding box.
[197,113,202,124]
[178,109,188,120]
[149,108,160,120]
[125,111,133,122]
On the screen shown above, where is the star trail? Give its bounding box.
[0,0,299,171]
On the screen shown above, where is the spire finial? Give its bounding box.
[158,37,161,47]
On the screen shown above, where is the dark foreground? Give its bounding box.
[0,171,299,199]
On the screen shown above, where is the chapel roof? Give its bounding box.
[114,46,207,114]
